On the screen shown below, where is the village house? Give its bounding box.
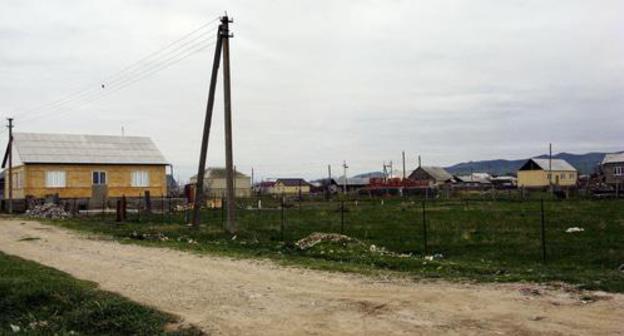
[600,153,624,188]
[453,172,492,189]
[517,158,577,188]
[1,132,168,203]
[255,181,276,195]
[407,166,454,187]
[272,178,311,195]
[190,167,251,198]
[333,176,369,193]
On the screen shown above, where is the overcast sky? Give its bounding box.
[1,0,622,182]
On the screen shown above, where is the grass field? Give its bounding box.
[0,252,203,335]
[48,197,624,292]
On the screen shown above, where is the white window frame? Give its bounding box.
[45,171,66,188]
[92,171,107,185]
[131,170,149,187]
[615,166,624,176]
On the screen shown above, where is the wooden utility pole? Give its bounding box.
[6,118,13,214]
[192,21,225,227]
[222,15,236,234]
[342,161,348,194]
[548,143,553,192]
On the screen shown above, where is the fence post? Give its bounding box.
[221,196,225,227]
[540,198,546,263]
[121,195,127,221]
[116,200,122,222]
[280,196,285,241]
[340,200,345,234]
[422,200,428,255]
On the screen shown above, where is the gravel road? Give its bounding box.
[0,219,622,335]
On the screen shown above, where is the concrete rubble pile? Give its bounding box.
[295,232,361,250]
[26,203,72,219]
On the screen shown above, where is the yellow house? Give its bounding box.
[2,133,168,200]
[517,158,577,188]
[272,178,311,195]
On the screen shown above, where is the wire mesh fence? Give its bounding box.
[14,194,624,271]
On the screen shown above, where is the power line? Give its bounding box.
[20,37,219,124]
[12,16,221,119]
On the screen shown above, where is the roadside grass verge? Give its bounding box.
[0,252,203,335]
[42,198,624,292]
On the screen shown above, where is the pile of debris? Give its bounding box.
[295,232,361,250]
[25,203,71,219]
[129,231,169,241]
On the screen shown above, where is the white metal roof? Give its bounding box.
[530,158,576,172]
[602,153,624,164]
[9,132,167,165]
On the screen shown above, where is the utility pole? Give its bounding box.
[402,150,406,180]
[222,15,236,234]
[192,20,225,227]
[342,161,348,194]
[549,143,553,192]
[251,167,254,193]
[7,118,13,214]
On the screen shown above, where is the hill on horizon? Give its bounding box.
[445,151,621,176]
[349,151,621,179]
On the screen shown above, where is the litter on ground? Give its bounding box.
[565,227,584,233]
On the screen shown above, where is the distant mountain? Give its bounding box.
[445,151,622,176]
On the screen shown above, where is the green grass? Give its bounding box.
[0,252,203,335]
[45,197,624,292]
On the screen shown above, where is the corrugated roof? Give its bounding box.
[334,176,369,186]
[420,166,453,182]
[9,132,167,165]
[530,158,576,172]
[602,153,624,164]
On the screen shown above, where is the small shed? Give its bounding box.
[408,166,454,187]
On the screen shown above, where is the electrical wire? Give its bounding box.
[12,16,221,119]
[20,37,219,124]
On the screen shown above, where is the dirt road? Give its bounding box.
[0,220,622,335]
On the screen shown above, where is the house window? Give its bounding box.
[93,171,106,185]
[615,166,624,176]
[45,171,66,188]
[131,170,149,187]
[569,173,575,179]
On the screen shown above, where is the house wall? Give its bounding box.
[6,165,26,199]
[272,183,310,195]
[518,170,577,187]
[408,169,435,187]
[204,177,251,197]
[603,162,624,185]
[4,164,167,199]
